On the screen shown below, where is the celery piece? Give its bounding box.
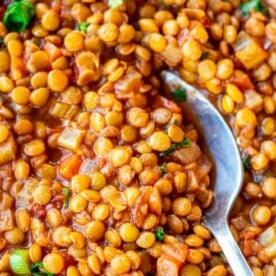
[49,102,79,119]
[10,249,31,275]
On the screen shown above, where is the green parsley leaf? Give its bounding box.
[3,0,35,32]
[240,0,264,16]
[77,22,90,33]
[108,0,124,9]
[200,51,210,60]
[159,139,191,157]
[243,155,251,170]
[155,227,165,242]
[180,139,191,146]
[62,187,70,208]
[31,261,53,276]
[160,162,167,175]
[173,119,178,125]
[172,88,187,102]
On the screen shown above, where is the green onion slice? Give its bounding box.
[31,261,53,276]
[159,139,191,157]
[3,0,35,32]
[62,187,70,208]
[10,249,31,275]
[160,162,167,175]
[243,154,251,170]
[200,51,210,60]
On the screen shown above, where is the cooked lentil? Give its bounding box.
[0,0,275,275]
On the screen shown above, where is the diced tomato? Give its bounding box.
[43,41,62,62]
[131,186,153,227]
[161,243,189,263]
[240,228,262,240]
[241,239,262,257]
[157,254,179,276]
[231,71,253,91]
[154,95,182,113]
[31,202,46,219]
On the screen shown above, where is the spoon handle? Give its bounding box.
[211,222,254,276]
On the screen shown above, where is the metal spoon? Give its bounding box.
[161,71,253,276]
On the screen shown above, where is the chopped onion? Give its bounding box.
[244,90,263,110]
[58,127,84,152]
[258,223,276,258]
[258,223,276,246]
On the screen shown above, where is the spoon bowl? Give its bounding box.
[161,71,253,276]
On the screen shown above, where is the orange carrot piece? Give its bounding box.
[131,186,153,227]
[157,254,179,276]
[154,95,182,113]
[11,56,26,80]
[43,41,62,62]
[59,154,82,180]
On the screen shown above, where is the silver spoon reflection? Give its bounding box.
[161,71,253,276]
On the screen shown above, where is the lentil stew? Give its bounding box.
[0,0,275,275]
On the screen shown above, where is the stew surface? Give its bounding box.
[0,0,275,275]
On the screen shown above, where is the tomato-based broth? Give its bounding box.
[0,0,275,276]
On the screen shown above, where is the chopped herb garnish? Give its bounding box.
[159,139,191,157]
[173,119,178,125]
[243,155,251,170]
[240,0,264,16]
[219,252,225,258]
[160,162,167,175]
[155,227,165,242]
[3,0,35,32]
[172,88,187,102]
[77,22,90,33]
[62,187,70,208]
[200,51,210,60]
[108,0,124,9]
[159,0,169,8]
[31,261,54,276]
